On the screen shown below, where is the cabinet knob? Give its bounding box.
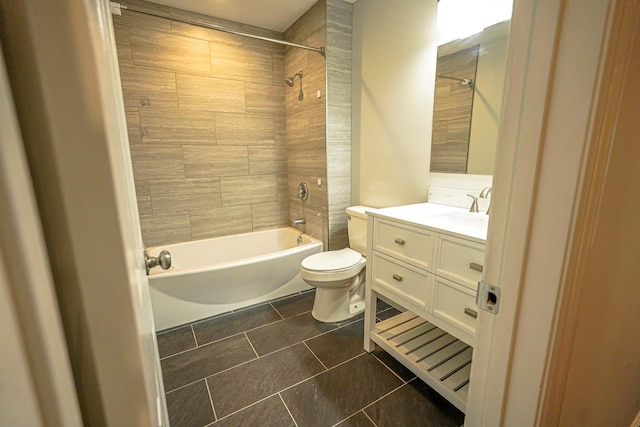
[394,238,405,245]
[392,274,403,282]
[464,307,478,319]
[469,262,483,272]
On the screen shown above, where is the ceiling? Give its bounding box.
[145,0,321,32]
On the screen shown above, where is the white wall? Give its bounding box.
[352,0,493,209]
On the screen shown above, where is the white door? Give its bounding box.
[0,0,167,425]
[465,0,617,425]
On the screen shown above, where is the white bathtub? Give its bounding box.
[147,227,322,331]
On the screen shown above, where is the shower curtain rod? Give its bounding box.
[117,4,326,56]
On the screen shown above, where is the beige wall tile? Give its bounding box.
[139,107,216,144]
[149,178,221,212]
[210,42,273,85]
[249,146,287,175]
[113,9,171,34]
[183,145,248,178]
[119,66,178,109]
[220,175,278,206]
[125,108,142,145]
[190,205,252,240]
[130,28,212,75]
[275,115,286,145]
[140,211,191,246]
[170,21,243,46]
[215,113,275,145]
[272,52,285,86]
[245,82,285,115]
[134,179,153,215]
[176,74,245,113]
[130,145,185,181]
[252,202,289,230]
[113,24,133,66]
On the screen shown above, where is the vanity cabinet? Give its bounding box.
[364,210,486,413]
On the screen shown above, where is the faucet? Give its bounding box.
[467,194,480,213]
[292,218,306,226]
[479,187,492,214]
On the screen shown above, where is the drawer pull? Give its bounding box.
[469,262,483,272]
[392,274,403,282]
[464,307,478,319]
[394,238,405,246]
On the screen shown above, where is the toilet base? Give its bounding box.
[311,273,366,323]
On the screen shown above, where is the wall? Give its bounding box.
[352,0,493,210]
[113,0,288,246]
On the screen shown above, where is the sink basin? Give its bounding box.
[422,211,489,239]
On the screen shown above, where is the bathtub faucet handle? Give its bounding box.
[144,249,172,275]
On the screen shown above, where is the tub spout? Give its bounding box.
[292,218,306,226]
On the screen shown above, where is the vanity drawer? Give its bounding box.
[432,276,478,338]
[434,234,485,289]
[371,252,431,309]
[373,218,433,270]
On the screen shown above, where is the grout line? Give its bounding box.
[204,378,218,421]
[362,409,378,426]
[371,351,413,384]
[245,332,259,358]
[191,324,199,347]
[359,382,407,416]
[207,393,278,424]
[278,393,300,427]
[269,302,285,319]
[303,342,328,371]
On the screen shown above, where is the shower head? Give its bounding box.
[284,71,303,87]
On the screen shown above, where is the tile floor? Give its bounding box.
[156,290,465,427]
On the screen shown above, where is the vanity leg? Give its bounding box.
[364,284,377,352]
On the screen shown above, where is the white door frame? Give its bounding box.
[466,0,615,424]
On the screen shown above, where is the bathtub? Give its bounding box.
[147,227,322,331]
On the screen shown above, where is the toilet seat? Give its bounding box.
[300,248,366,286]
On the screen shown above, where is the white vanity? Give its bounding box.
[363,203,488,413]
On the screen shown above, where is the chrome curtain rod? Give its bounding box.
[119,4,326,56]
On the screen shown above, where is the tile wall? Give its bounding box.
[113,0,288,246]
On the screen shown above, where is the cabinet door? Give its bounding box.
[373,218,433,270]
[434,234,485,289]
[371,252,431,309]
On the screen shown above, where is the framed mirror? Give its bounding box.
[430,20,510,174]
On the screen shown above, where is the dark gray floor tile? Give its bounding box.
[364,378,465,427]
[372,348,417,382]
[376,307,402,322]
[245,312,338,356]
[335,411,376,427]
[165,380,214,427]
[281,353,403,427]
[161,334,256,392]
[212,395,296,427]
[207,343,325,418]
[336,312,364,327]
[305,319,366,368]
[157,325,196,359]
[192,304,282,345]
[271,291,316,318]
[376,298,392,313]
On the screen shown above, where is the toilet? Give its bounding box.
[300,206,372,322]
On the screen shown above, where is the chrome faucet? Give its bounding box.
[292,218,306,226]
[467,194,480,213]
[479,187,492,214]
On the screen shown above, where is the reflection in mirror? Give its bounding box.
[430,20,510,175]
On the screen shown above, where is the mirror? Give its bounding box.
[430,20,510,175]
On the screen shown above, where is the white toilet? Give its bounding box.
[300,206,372,322]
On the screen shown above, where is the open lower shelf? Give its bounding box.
[371,310,472,412]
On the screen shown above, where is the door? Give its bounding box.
[0,0,167,425]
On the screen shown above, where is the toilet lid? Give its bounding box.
[301,248,363,272]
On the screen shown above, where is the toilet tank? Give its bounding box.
[346,206,373,255]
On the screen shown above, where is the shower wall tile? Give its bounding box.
[170,21,243,46]
[139,107,217,145]
[215,113,275,145]
[251,202,289,231]
[124,108,142,145]
[275,115,286,145]
[176,74,245,113]
[248,146,287,176]
[149,178,221,212]
[183,145,249,178]
[189,206,252,240]
[130,145,185,181]
[220,175,278,206]
[130,28,211,75]
[113,9,171,34]
[284,0,325,45]
[135,180,153,215]
[245,82,285,115]
[169,8,242,31]
[210,42,274,85]
[272,52,285,85]
[119,66,178,109]
[113,24,133,66]
[140,211,191,246]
